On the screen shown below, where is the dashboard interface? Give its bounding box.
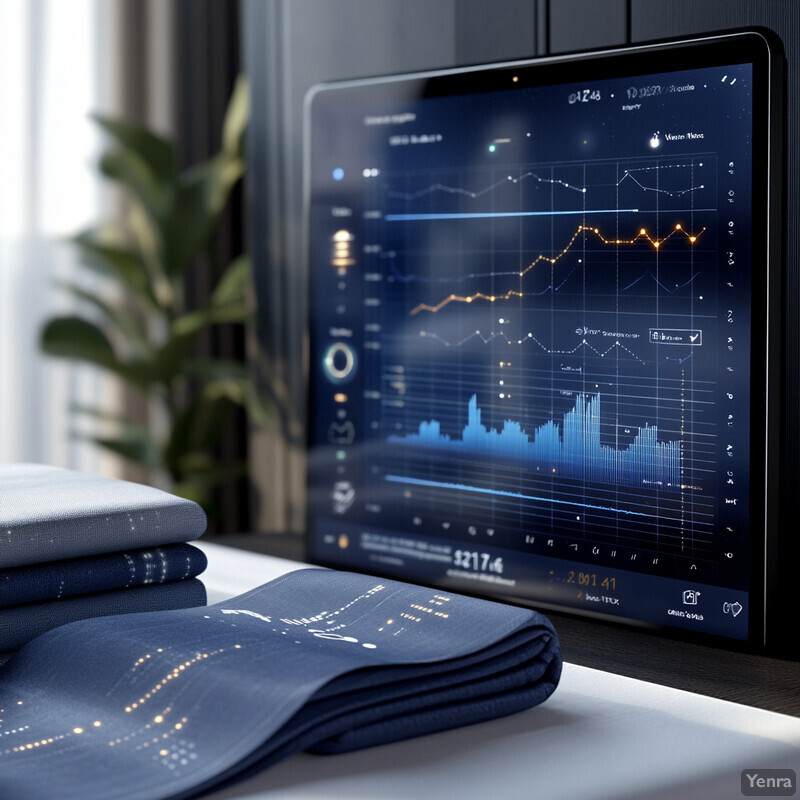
[306,33,779,645]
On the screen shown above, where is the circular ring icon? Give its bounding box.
[323,342,356,383]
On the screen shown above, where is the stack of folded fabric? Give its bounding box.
[0,463,208,655]
[0,567,562,800]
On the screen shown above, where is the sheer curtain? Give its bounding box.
[0,0,117,473]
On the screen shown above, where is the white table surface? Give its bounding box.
[195,542,800,800]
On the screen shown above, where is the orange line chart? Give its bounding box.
[408,223,706,316]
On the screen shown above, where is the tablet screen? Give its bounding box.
[306,31,782,647]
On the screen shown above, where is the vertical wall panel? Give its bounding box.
[171,0,247,533]
[549,0,628,54]
[457,0,538,65]
[244,0,285,533]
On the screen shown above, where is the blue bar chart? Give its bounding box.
[391,393,682,491]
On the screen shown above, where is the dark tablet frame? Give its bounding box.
[304,29,788,656]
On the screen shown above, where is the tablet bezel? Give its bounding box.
[303,29,785,655]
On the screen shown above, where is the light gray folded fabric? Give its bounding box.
[0,463,207,568]
[0,578,207,651]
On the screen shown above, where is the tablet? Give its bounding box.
[305,29,786,653]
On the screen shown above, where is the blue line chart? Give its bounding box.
[384,474,650,517]
[385,208,639,222]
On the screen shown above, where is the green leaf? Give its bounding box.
[243,382,274,430]
[145,330,203,384]
[100,149,171,223]
[163,395,239,473]
[208,155,245,214]
[187,395,239,452]
[170,480,209,506]
[198,372,273,429]
[40,316,142,385]
[202,379,246,405]
[158,162,220,274]
[126,204,175,310]
[71,404,152,432]
[171,302,249,338]
[222,75,250,159]
[211,255,251,306]
[183,359,249,382]
[156,76,249,274]
[81,433,161,468]
[73,230,159,310]
[177,456,248,484]
[55,282,151,355]
[160,156,243,274]
[91,114,178,179]
[71,406,161,466]
[162,399,200,476]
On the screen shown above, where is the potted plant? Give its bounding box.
[40,76,267,514]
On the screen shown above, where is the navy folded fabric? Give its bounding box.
[0,463,207,568]
[0,579,207,651]
[0,543,207,608]
[0,569,560,800]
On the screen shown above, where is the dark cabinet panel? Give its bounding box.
[283,0,458,88]
[631,0,799,40]
[457,0,539,64]
[548,0,628,54]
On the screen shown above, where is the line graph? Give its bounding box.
[414,331,700,369]
[386,254,702,295]
[385,474,650,517]
[383,251,537,285]
[385,161,708,205]
[621,269,703,293]
[617,166,705,197]
[387,171,588,200]
[418,330,649,362]
[382,249,574,286]
[409,223,705,315]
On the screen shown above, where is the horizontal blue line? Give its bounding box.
[384,208,639,221]
[385,475,648,517]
